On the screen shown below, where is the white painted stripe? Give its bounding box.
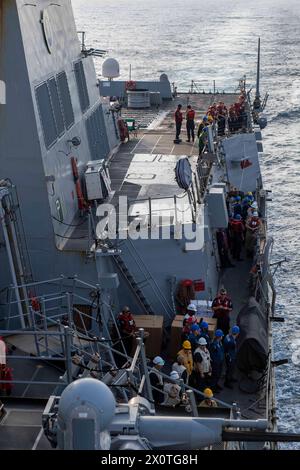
[130,134,145,154]
[32,427,44,450]
[150,135,163,154]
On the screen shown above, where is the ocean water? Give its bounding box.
[72,0,300,447]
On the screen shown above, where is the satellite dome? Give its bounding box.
[102,58,120,79]
[160,73,169,82]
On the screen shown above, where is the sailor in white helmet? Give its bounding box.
[162,371,182,407]
[193,337,212,391]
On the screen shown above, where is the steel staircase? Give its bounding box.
[109,238,174,320]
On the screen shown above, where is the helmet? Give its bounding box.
[191,324,200,332]
[187,303,197,312]
[251,201,258,209]
[122,306,130,312]
[247,192,253,196]
[200,321,208,329]
[203,116,208,121]
[235,196,241,202]
[204,388,213,398]
[182,340,192,350]
[153,356,165,366]
[198,337,207,346]
[234,213,242,220]
[170,371,180,380]
[232,325,240,334]
[252,211,259,217]
[215,329,224,338]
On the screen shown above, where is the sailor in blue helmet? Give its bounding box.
[187,323,201,352]
[209,329,224,392]
[223,325,240,388]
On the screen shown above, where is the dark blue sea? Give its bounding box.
[72,0,300,447]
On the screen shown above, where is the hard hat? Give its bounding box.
[200,321,208,329]
[235,196,241,202]
[198,337,207,346]
[251,201,258,208]
[122,306,130,312]
[153,356,165,366]
[232,325,240,334]
[187,303,197,312]
[215,329,224,338]
[191,324,200,332]
[252,211,259,217]
[182,340,192,350]
[204,388,213,398]
[170,371,180,380]
[234,213,242,220]
[203,116,208,121]
[247,191,253,196]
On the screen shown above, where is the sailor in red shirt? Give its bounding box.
[117,306,136,356]
[212,288,233,335]
[174,104,183,142]
[185,105,195,142]
[229,213,245,261]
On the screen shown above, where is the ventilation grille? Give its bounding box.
[74,60,90,113]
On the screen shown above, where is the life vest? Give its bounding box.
[117,312,136,334]
[28,291,41,312]
[230,219,244,233]
[177,349,193,375]
[248,217,260,229]
[150,368,163,387]
[125,80,136,91]
[194,347,211,374]
[175,109,183,123]
[186,109,195,121]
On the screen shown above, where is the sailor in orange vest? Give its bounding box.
[245,211,261,258]
[185,105,195,143]
[174,104,183,143]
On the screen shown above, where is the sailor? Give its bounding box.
[172,356,188,384]
[198,128,208,156]
[187,324,201,351]
[199,388,218,408]
[224,325,240,388]
[0,364,13,397]
[193,337,212,391]
[117,306,136,356]
[177,341,193,380]
[174,104,183,143]
[197,115,208,136]
[162,371,182,407]
[186,105,195,142]
[183,303,198,325]
[245,211,261,258]
[229,213,244,261]
[210,329,225,392]
[212,288,233,335]
[149,356,165,404]
[216,229,235,268]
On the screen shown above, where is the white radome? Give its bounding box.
[102,58,120,79]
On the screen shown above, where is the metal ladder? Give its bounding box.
[110,238,174,320]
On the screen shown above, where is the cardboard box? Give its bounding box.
[132,315,164,358]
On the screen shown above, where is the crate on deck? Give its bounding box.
[132,315,163,358]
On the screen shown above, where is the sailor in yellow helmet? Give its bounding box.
[176,340,193,378]
[199,388,218,407]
